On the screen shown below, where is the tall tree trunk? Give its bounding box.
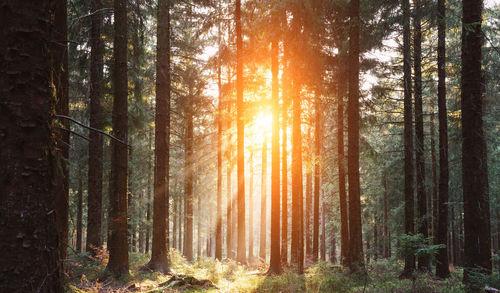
[347,0,363,270]
[461,0,492,285]
[184,93,194,262]
[249,155,255,261]
[77,172,83,253]
[52,0,70,272]
[337,64,349,266]
[260,136,268,261]
[281,13,290,266]
[197,188,201,259]
[0,1,62,290]
[435,0,450,278]
[430,102,438,245]
[413,0,429,272]
[143,0,170,273]
[401,0,415,277]
[313,96,321,262]
[382,166,390,258]
[173,195,177,250]
[145,126,153,254]
[268,36,282,274]
[178,196,183,252]
[107,0,129,277]
[235,0,247,265]
[87,0,104,255]
[320,203,326,261]
[216,2,223,260]
[305,145,312,260]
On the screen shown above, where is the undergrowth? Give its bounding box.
[66,249,495,292]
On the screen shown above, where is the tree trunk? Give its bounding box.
[461,0,492,284]
[305,147,312,260]
[215,0,223,260]
[313,96,321,262]
[143,0,170,273]
[249,156,255,261]
[77,172,83,253]
[268,36,282,274]
[0,1,62,290]
[197,187,201,260]
[281,11,290,266]
[173,195,177,250]
[413,0,429,272]
[347,0,363,270]
[430,102,438,244]
[260,137,268,261]
[145,126,153,254]
[107,0,129,277]
[87,0,104,255]
[320,203,326,261]
[184,93,194,262]
[435,0,450,278]
[235,0,247,265]
[401,0,415,277]
[337,63,349,266]
[382,166,390,258]
[52,0,70,273]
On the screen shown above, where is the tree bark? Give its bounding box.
[435,0,450,278]
[107,0,129,277]
[268,36,282,274]
[0,1,62,290]
[347,0,363,270]
[216,1,223,260]
[235,0,247,265]
[312,96,321,262]
[76,172,83,253]
[401,0,415,277]
[183,92,194,261]
[461,0,492,285]
[249,155,255,260]
[305,145,312,260]
[260,137,268,261]
[281,11,290,266]
[87,0,104,255]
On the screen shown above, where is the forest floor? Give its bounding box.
[65,249,493,292]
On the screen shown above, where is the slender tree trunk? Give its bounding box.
[235,0,247,265]
[382,167,390,258]
[430,102,438,244]
[52,0,70,272]
[401,0,415,277]
[184,93,194,262]
[143,0,170,273]
[178,196,183,252]
[461,0,492,284]
[330,228,337,264]
[87,0,104,255]
[374,221,378,261]
[107,0,129,277]
[413,0,429,272]
[347,0,363,270]
[321,203,326,261]
[215,0,223,261]
[268,37,282,274]
[260,137,268,261]
[197,188,201,260]
[145,127,153,254]
[173,195,177,250]
[76,171,84,253]
[249,155,255,261]
[281,14,290,266]
[313,96,321,262]
[139,192,144,253]
[0,1,62,289]
[305,147,312,260]
[435,0,450,278]
[337,63,349,266]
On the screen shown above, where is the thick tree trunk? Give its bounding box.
[435,0,450,278]
[235,0,247,265]
[347,0,363,270]
[461,0,492,285]
[0,2,62,290]
[401,0,415,277]
[87,0,104,254]
[260,137,268,261]
[107,0,129,277]
[268,37,282,274]
[143,0,170,273]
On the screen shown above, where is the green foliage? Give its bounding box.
[396,233,444,261]
[465,268,500,291]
